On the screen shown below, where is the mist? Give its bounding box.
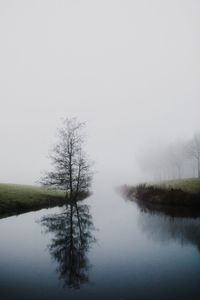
[0,0,200,187]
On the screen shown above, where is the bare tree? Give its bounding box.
[167,142,186,180]
[187,133,200,178]
[41,118,93,200]
[138,139,193,181]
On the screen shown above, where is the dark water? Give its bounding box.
[1,186,200,300]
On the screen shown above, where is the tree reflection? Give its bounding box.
[137,204,200,252]
[40,202,95,289]
[121,187,200,253]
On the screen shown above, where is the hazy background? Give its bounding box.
[0,0,199,187]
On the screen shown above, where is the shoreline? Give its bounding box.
[121,178,200,208]
[0,183,90,218]
[0,183,66,217]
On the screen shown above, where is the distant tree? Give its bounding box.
[41,118,93,200]
[167,142,186,179]
[187,133,200,178]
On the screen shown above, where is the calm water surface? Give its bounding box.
[0,185,200,300]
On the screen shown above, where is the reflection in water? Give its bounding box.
[123,189,200,253]
[40,202,96,289]
[138,208,200,252]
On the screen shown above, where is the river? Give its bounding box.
[0,184,200,300]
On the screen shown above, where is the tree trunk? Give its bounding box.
[178,166,181,179]
[75,163,81,201]
[69,148,73,199]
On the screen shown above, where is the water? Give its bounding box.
[0,185,200,300]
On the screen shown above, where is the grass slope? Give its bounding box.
[158,178,200,193]
[0,183,65,216]
[129,178,200,207]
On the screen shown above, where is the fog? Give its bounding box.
[0,0,200,186]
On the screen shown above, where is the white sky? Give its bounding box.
[0,0,199,186]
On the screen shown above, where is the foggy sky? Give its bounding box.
[0,0,200,186]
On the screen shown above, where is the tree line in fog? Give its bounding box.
[139,133,200,181]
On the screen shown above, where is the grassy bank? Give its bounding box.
[126,178,200,207]
[159,178,200,193]
[0,183,65,216]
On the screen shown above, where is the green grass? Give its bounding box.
[158,178,200,193]
[129,178,200,207]
[0,183,65,216]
